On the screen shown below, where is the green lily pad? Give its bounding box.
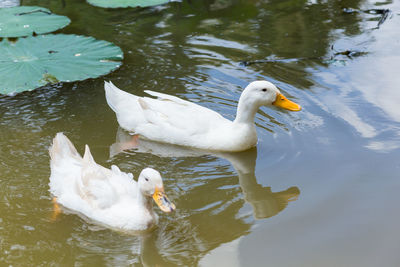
[87,0,169,8]
[0,34,123,95]
[0,6,71,37]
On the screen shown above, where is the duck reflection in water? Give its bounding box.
[110,127,300,220]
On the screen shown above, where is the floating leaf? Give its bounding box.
[0,6,70,37]
[87,0,169,8]
[0,34,123,95]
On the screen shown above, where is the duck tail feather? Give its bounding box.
[49,133,81,164]
[83,144,96,165]
[104,80,131,113]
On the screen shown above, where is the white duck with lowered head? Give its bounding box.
[49,133,175,231]
[105,80,301,152]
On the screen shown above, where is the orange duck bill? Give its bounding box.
[152,187,176,213]
[272,93,301,111]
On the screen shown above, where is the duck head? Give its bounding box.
[138,168,176,213]
[234,81,301,124]
[243,80,301,111]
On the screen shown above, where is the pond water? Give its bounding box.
[1,0,400,266]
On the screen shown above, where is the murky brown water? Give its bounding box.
[1,0,400,266]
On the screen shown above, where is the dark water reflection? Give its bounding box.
[1,0,400,265]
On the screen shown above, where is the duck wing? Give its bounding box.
[137,90,229,140]
[79,145,136,209]
[105,81,232,144]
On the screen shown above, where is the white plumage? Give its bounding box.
[49,133,175,231]
[105,80,301,152]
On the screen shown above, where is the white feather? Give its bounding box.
[48,133,172,231]
[104,80,300,152]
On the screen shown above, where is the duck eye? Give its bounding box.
[262,88,267,92]
[145,177,149,182]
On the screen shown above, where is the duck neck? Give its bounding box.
[234,97,259,125]
[137,188,154,213]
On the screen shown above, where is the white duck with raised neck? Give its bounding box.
[105,80,301,152]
